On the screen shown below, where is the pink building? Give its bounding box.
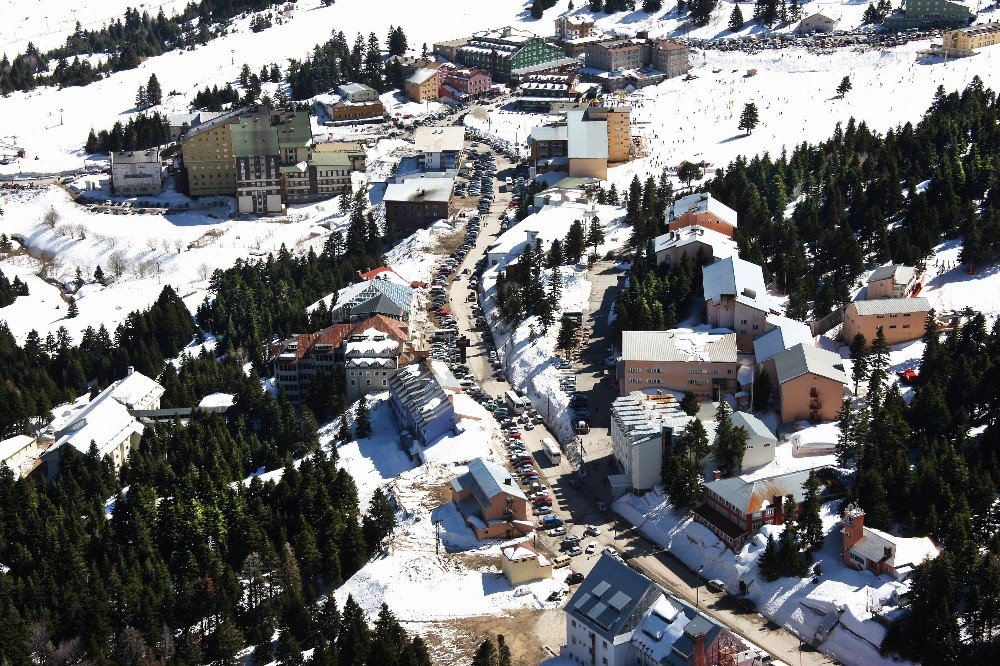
[702,256,779,352]
[441,67,492,99]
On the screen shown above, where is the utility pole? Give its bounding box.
[696,565,704,607]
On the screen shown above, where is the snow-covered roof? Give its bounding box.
[502,540,552,566]
[343,328,401,357]
[653,225,738,260]
[110,369,165,410]
[413,126,465,154]
[621,329,737,364]
[850,297,930,317]
[702,257,768,309]
[753,315,814,364]
[772,343,848,385]
[867,264,917,286]
[54,388,143,457]
[671,192,738,228]
[451,457,527,500]
[198,392,235,410]
[0,435,34,462]
[383,176,455,204]
[333,279,414,316]
[406,68,439,85]
[704,468,814,514]
[487,201,617,269]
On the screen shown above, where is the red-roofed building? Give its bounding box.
[272,314,413,403]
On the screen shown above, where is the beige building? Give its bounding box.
[529,105,630,179]
[501,541,553,585]
[942,23,1000,56]
[772,344,848,424]
[404,68,441,103]
[865,264,921,300]
[842,297,931,346]
[0,435,44,479]
[181,108,245,197]
[554,14,596,39]
[584,105,631,163]
[111,149,162,196]
[652,40,691,79]
[729,410,777,471]
[618,330,738,400]
[702,257,777,352]
[797,12,840,34]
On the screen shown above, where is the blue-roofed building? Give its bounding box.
[387,360,456,445]
[450,457,532,540]
[563,554,738,665]
[330,279,415,326]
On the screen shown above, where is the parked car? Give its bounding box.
[566,571,585,585]
[706,579,725,593]
[585,541,598,555]
[548,526,567,536]
[898,368,919,384]
[585,525,602,536]
[566,545,583,556]
[534,505,552,515]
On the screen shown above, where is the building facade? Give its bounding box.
[404,68,441,103]
[841,297,931,346]
[555,14,596,39]
[584,39,651,72]
[450,457,532,540]
[797,12,841,33]
[668,192,738,237]
[865,264,921,299]
[388,361,456,445]
[841,504,941,581]
[618,330,739,399]
[111,149,162,196]
[653,225,738,268]
[440,66,493,98]
[584,105,631,163]
[942,23,1000,55]
[180,108,245,197]
[456,27,570,81]
[383,176,456,238]
[336,82,379,103]
[772,343,848,424]
[501,541,553,585]
[884,0,973,28]
[652,39,692,78]
[702,256,775,352]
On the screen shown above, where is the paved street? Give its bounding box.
[440,142,833,665]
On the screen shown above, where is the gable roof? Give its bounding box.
[406,68,439,85]
[851,297,931,317]
[702,256,769,308]
[868,264,917,285]
[704,468,813,514]
[413,126,465,153]
[671,193,738,228]
[652,225,738,260]
[730,411,776,442]
[850,527,940,569]
[753,315,814,364]
[334,279,414,316]
[109,370,165,409]
[451,457,527,500]
[621,329,737,364]
[567,554,656,640]
[772,343,848,385]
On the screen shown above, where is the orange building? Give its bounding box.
[842,297,930,346]
[451,458,533,540]
[772,343,848,424]
[667,192,738,238]
[618,330,738,400]
[404,68,441,103]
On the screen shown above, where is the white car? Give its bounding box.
[585,541,598,555]
[585,525,602,536]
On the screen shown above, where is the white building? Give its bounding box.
[111,148,162,196]
[413,126,465,171]
[653,225,738,267]
[608,391,714,497]
[728,410,777,471]
[343,326,406,401]
[43,369,164,478]
[797,12,840,34]
[0,435,43,479]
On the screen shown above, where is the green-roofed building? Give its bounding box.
[883,0,974,28]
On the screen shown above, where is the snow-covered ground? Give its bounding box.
[615,489,915,666]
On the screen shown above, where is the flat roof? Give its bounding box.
[621,329,737,364]
[851,297,931,316]
[383,176,455,203]
[413,126,465,153]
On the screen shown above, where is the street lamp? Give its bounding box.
[696,565,704,608]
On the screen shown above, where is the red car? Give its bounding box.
[531,495,552,503]
[508,432,521,439]
[898,368,919,384]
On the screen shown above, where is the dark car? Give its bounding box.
[566,571,585,585]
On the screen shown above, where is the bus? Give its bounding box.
[541,438,561,465]
[505,390,527,414]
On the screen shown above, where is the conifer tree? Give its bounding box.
[680,391,699,416]
[586,215,605,257]
[738,102,759,135]
[800,472,824,549]
[67,299,79,318]
[728,3,744,31]
[836,75,852,98]
[848,332,869,394]
[94,265,106,285]
[146,73,162,106]
[714,401,748,477]
[752,370,771,412]
[564,219,586,264]
[354,394,372,439]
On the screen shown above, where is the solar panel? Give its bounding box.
[607,591,632,611]
[574,592,592,610]
[592,581,611,597]
[587,601,609,627]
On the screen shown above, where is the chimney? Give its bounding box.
[772,495,784,525]
[712,470,722,481]
[842,503,866,550]
[127,366,135,376]
[692,632,707,666]
[883,546,893,562]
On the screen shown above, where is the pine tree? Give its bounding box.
[338,414,351,442]
[728,3,745,31]
[800,473,824,549]
[556,316,579,355]
[472,637,498,666]
[146,73,162,106]
[738,102,759,135]
[643,0,663,11]
[67,299,79,318]
[354,394,372,439]
[94,265,106,285]
[564,219,586,264]
[751,370,771,412]
[759,534,780,580]
[362,488,396,556]
[586,215,605,257]
[680,391,700,416]
[848,332,869,394]
[714,402,748,477]
[135,85,147,110]
[836,75,852,98]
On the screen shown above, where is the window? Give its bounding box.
[602,641,608,649]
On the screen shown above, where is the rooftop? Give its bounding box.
[621,329,737,364]
[753,315,814,364]
[702,256,769,309]
[671,192,738,228]
[730,410,777,442]
[867,264,918,286]
[383,176,455,204]
[772,343,848,385]
[566,108,609,160]
[451,457,527,501]
[704,468,816,513]
[567,553,656,640]
[406,68,439,85]
[851,296,931,317]
[413,126,465,154]
[111,148,160,165]
[653,225,738,260]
